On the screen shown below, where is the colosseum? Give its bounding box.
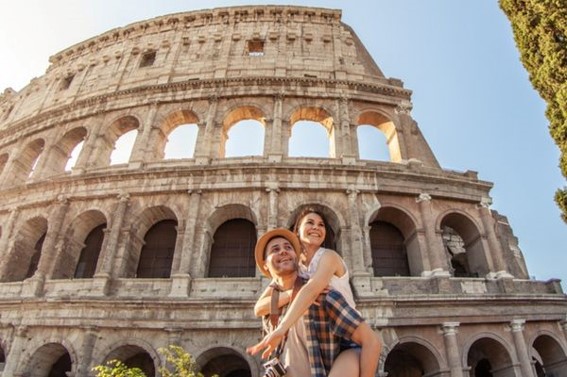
[0,4,566,377]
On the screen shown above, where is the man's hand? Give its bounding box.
[246,328,286,359]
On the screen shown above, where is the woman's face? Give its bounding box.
[297,212,326,248]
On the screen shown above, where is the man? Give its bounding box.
[247,228,381,377]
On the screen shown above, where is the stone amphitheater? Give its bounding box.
[0,4,566,377]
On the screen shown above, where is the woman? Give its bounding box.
[254,208,371,377]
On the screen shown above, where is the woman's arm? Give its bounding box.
[254,285,293,317]
[247,252,342,358]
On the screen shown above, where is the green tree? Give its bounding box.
[158,345,210,377]
[93,360,146,377]
[499,0,567,222]
[93,346,215,377]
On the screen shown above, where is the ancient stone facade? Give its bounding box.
[0,5,566,377]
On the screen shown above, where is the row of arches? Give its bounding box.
[2,331,565,376]
[0,200,497,283]
[0,105,399,187]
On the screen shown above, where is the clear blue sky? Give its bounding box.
[1,1,565,288]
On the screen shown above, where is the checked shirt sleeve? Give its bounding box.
[306,290,364,377]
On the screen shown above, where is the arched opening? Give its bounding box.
[467,337,514,377]
[164,123,199,159]
[289,107,335,158]
[136,219,177,278]
[25,343,72,377]
[384,341,442,377]
[224,120,264,157]
[221,106,266,158]
[358,111,401,162]
[532,334,567,376]
[74,224,106,278]
[46,127,87,174]
[368,207,420,276]
[1,216,48,282]
[357,125,390,161]
[104,345,155,377]
[442,225,473,277]
[198,347,252,377]
[26,233,46,279]
[0,344,5,370]
[289,121,330,158]
[110,129,138,165]
[441,213,488,278]
[369,221,409,276]
[10,138,44,184]
[208,219,257,277]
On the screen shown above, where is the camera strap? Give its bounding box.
[269,277,305,356]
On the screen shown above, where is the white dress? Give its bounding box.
[299,247,357,310]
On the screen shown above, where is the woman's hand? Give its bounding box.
[246,328,286,359]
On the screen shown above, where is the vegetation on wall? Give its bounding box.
[499,0,567,222]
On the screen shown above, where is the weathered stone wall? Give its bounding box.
[0,5,565,377]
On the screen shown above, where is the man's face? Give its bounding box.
[264,236,298,277]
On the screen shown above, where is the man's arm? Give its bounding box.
[254,285,293,317]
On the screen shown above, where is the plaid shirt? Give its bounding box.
[265,287,363,377]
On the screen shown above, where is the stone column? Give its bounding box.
[76,326,98,377]
[477,197,511,278]
[346,188,365,274]
[93,193,130,294]
[194,95,219,163]
[175,190,202,275]
[3,325,28,376]
[441,322,464,377]
[129,103,160,166]
[0,207,19,261]
[267,92,284,162]
[338,96,356,163]
[35,195,70,280]
[266,184,280,230]
[170,190,201,296]
[510,320,535,377]
[362,225,373,274]
[417,193,448,276]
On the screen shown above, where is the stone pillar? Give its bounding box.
[362,225,373,274]
[0,207,19,261]
[170,190,201,296]
[3,326,27,376]
[477,197,512,278]
[337,96,355,162]
[76,326,98,377]
[441,322,464,377]
[416,193,449,276]
[509,320,535,377]
[35,195,70,279]
[175,190,202,275]
[129,103,160,166]
[267,92,284,162]
[194,95,219,163]
[346,188,365,274]
[93,193,130,294]
[266,184,280,230]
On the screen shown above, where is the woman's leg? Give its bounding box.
[329,348,360,377]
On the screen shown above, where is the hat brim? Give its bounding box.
[255,228,302,277]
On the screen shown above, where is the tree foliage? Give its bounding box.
[93,360,146,377]
[499,0,567,222]
[93,345,215,377]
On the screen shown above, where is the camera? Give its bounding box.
[262,357,287,377]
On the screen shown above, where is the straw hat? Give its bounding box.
[254,228,302,277]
